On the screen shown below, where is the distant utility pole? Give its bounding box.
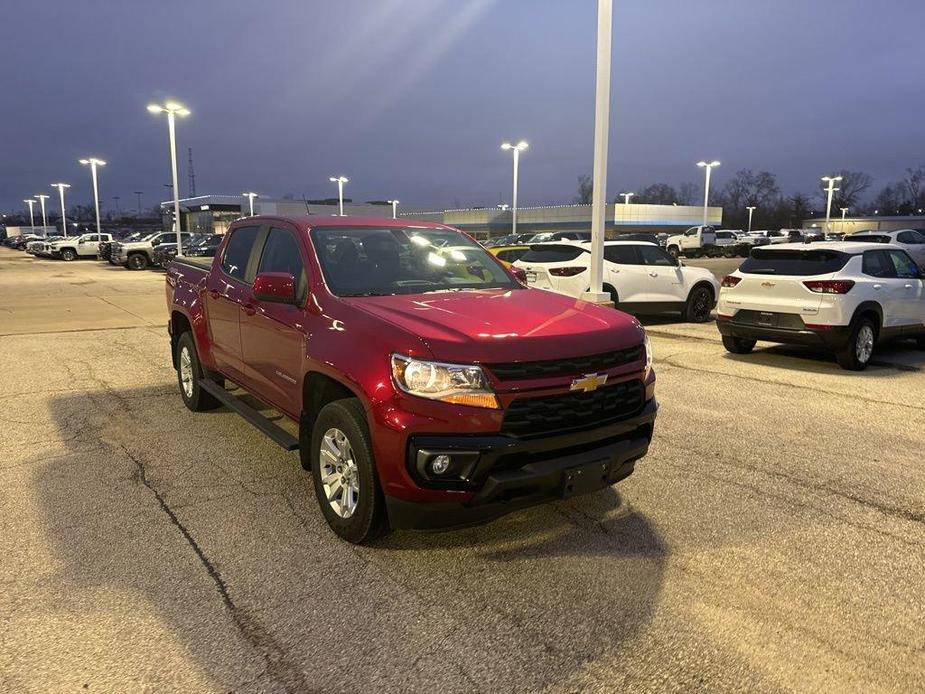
[113,196,121,215]
[134,191,143,216]
[187,147,196,197]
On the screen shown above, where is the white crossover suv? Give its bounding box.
[514,240,720,322]
[845,229,925,270]
[716,242,925,370]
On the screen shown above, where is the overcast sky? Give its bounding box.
[3,0,924,214]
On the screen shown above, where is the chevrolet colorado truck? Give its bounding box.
[166,215,657,543]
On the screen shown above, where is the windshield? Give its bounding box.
[312,226,519,297]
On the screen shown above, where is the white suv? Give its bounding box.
[716,242,925,370]
[514,241,720,322]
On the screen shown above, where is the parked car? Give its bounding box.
[111,231,194,270]
[618,232,659,245]
[166,216,657,543]
[100,232,144,262]
[716,242,925,370]
[487,244,530,267]
[845,229,925,269]
[152,234,212,268]
[767,229,804,244]
[483,232,535,248]
[665,225,719,258]
[514,241,719,322]
[26,236,65,255]
[527,231,592,243]
[49,233,113,261]
[181,233,223,258]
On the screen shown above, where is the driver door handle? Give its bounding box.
[649,272,658,278]
[242,303,257,316]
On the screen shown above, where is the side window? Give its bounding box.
[639,245,675,266]
[221,226,260,281]
[604,245,641,265]
[257,228,308,300]
[888,250,920,279]
[684,228,698,236]
[898,230,924,244]
[862,250,896,279]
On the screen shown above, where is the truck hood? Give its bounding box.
[346,288,644,364]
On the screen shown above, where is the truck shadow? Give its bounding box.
[31,384,668,691]
[721,340,924,374]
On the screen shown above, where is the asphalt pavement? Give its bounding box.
[1,249,922,693]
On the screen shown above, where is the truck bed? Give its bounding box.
[171,256,213,271]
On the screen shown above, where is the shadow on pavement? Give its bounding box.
[32,384,668,691]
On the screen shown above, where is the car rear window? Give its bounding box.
[848,234,889,244]
[739,248,850,276]
[519,245,587,263]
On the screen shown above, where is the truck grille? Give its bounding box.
[487,344,643,381]
[502,379,645,439]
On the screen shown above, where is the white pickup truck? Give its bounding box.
[49,233,113,261]
[666,226,720,258]
[111,231,193,270]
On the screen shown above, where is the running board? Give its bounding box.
[198,379,299,451]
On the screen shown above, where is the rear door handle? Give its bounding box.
[649,272,658,277]
[905,284,914,289]
[873,284,882,290]
[242,303,257,316]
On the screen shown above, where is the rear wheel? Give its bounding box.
[667,246,680,258]
[60,248,77,261]
[722,335,756,354]
[175,332,222,411]
[310,399,388,544]
[127,253,148,270]
[684,285,714,323]
[603,284,619,307]
[837,318,876,371]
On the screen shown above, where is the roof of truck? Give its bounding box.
[236,214,451,231]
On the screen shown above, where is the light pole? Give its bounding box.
[746,205,756,233]
[329,176,349,216]
[134,191,143,217]
[581,0,613,304]
[51,183,70,237]
[79,158,106,238]
[23,199,36,231]
[697,160,721,227]
[243,192,258,216]
[619,192,635,205]
[148,101,190,256]
[500,141,528,237]
[821,175,842,235]
[34,194,50,233]
[388,199,399,219]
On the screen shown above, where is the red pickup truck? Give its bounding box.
[166,216,657,543]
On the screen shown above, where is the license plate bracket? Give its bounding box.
[560,460,609,499]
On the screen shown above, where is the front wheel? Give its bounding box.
[836,318,876,371]
[310,399,388,544]
[60,248,77,261]
[127,253,148,270]
[722,335,756,354]
[684,286,714,322]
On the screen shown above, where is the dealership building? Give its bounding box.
[163,195,720,240]
[802,214,925,235]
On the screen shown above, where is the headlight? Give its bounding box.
[391,354,500,409]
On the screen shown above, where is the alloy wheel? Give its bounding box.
[856,325,874,363]
[179,346,194,398]
[319,428,359,518]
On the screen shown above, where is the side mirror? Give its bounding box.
[253,272,298,304]
[511,267,527,284]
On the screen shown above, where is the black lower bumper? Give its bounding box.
[385,398,657,531]
[717,320,850,350]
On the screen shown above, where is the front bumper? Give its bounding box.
[385,398,657,530]
[717,318,850,350]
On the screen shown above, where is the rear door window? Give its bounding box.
[740,248,851,275]
[221,226,260,282]
[520,245,586,263]
[888,250,921,279]
[897,230,924,244]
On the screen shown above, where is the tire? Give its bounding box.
[722,335,756,354]
[127,253,149,270]
[310,399,388,544]
[684,285,714,323]
[667,246,680,258]
[60,248,77,262]
[175,332,222,411]
[836,317,876,371]
[603,284,619,307]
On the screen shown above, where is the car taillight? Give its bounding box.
[549,266,587,277]
[803,280,855,294]
[721,275,742,287]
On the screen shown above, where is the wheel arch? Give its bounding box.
[851,301,883,338]
[688,280,716,304]
[301,371,365,434]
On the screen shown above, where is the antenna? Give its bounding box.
[187,147,196,197]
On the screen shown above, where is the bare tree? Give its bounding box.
[677,182,699,205]
[574,175,593,204]
[634,183,678,205]
[902,166,925,209]
[817,170,872,209]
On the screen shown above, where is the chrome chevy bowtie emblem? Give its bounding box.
[570,373,608,392]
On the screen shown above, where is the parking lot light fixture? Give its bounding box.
[840,207,849,228]
[697,160,721,227]
[497,203,510,211]
[619,192,634,205]
[388,199,399,219]
[34,194,50,232]
[746,205,756,233]
[148,101,190,256]
[329,176,349,216]
[501,141,528,236]
[242,192,258,216]
[79,158,106,237]
[51,183,71,236]
[821,175,843,236]
[23,199,36,231]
